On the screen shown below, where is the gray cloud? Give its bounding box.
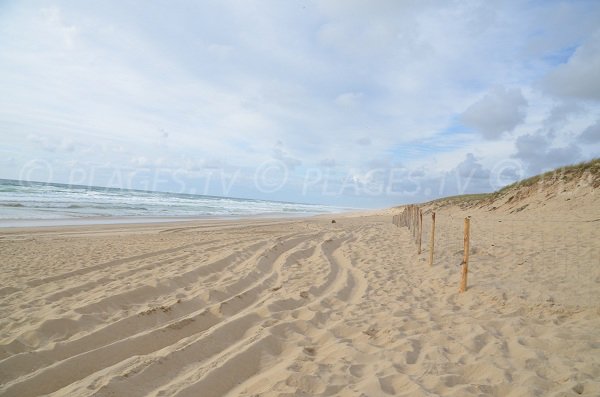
[356,137,371,146]
[461,87,528,140]
[513,131,582,174]
[542,102,583,133]
[543,32,600,101]
[455,153,490,180]
[579,120,600,143]
[383,153,498,201]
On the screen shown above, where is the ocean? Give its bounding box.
[0,179,345,226]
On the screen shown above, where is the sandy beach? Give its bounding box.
[1,179,599,397]
[4,2,600,395]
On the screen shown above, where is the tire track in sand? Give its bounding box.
[0,232,319,397]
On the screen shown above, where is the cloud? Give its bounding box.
[1,1,600,206]
[319,158,337,168]
[513,131,582,174]
[27,134,77,152]
[541,102,583,134]
[130,156,149,167]
[356,137,371,146]
[334,92,363,108]
[272,142,302,169]
[543,32,600,101]
[461,87,528,139]
[455,153,490,180]
[40,6,78,50]
[413,153,496,198]
[60,138,76,152]
[579,120,600,143]
[27,134,57,152]
[202,158,232,170]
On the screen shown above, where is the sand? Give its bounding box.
[1,186,599,396]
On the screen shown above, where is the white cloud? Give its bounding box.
[40,6,78,50]
[1,1,600,206]
[543,32,600,101]
[272,142,302,170]
[334,92,363,108]
[130,156,149,167]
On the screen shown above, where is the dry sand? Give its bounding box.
[1,184,599,396]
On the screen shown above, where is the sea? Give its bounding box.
[0,179,346,227]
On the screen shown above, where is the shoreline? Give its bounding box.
[0,211,347,229]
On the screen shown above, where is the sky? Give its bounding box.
[1,0,600,208]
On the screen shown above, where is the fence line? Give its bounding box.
[393,205,471,292]
[393,205,423,247]
[393,207,599,295]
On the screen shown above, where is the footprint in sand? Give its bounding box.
[405,340,421,365]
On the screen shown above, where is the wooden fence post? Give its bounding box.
[411,207,414,235]
[429,212,435,266]
[459,217,470,292]
[418,209,423,254]
[410,205,417,241]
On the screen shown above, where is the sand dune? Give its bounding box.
[1,183,599,396]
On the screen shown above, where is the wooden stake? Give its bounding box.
[411,206,414,231]
[429,212,435,266]
[459,217,470,292]
[418,210,423,254]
